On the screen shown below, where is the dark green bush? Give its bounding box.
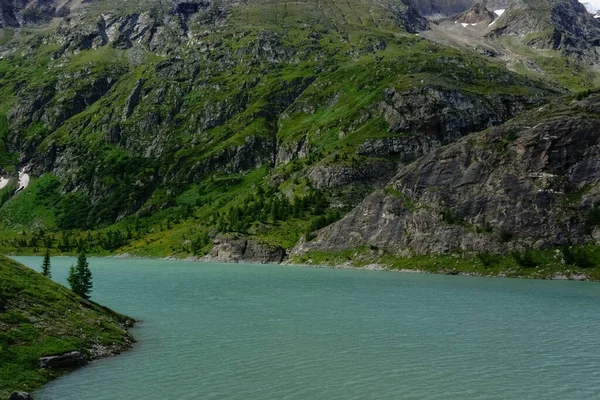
[499,230,513,243]
[585,203,600,233]
[476,252,501,268]
[575,90,591,101]
[511,250,539,268]
[561,246,595,269]
[442,210,462,225]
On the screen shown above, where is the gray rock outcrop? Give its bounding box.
[487,0,600,62]
[8,392,33,400]
[293,92,600,257]
[39,351,87,369]
[208,236,286,263]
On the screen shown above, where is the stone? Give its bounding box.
[39,351,87,369]
[8,392,33,400]
[208,235,286,264]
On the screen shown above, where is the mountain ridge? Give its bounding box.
[0,0,599,276]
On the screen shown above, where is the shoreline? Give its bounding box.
[8,252,595,282]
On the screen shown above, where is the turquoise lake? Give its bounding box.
[11,256,600,399]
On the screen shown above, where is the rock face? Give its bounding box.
[8,393,33,400]
[487,0,600,61]
[456,3,496,24]
[307,160,397,190]
[1,0,51,28]
[293,92,600,257]
[208,236,286,263]
[408,0,510,17]
[39,351,87,369]
[380,87,539,142]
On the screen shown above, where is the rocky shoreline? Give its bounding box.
[6,324,135,400]
[104,252,596,282]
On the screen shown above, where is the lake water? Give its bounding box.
[11,256,600,399]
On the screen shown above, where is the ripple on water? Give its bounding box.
[9,257,600,400]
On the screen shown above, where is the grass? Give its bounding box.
[0,29,15,46]
[0,255,134,398]
[290,245,600,281]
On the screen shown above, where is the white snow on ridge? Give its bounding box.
[581,0,600,12]
[16,170,30,193]
[0,177,8,190]
[494,9,505,16]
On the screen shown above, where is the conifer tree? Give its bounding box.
[42,249,51,278]
[67,252,93,299]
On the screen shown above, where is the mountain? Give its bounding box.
[0,256,134,397]
[455,3,497,24]
[0,0,598,273]
[420,0,600,90]
[408,0,511,17]
[487,0,600,62]
[0,0,77,28]
[293,90,600,258]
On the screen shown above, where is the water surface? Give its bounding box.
[12,256,600,399]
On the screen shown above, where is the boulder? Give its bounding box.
[208,236,286,263]
[39,351,87,369]
[8,392,33,400]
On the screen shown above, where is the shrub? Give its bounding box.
[499,230,513,243]
[476,222,493,234]
[575,90,591,101]
[585,203,600,233]
[511,250,539,268]
[442,210,462,225]
[477,252,501,268]
[561,246,595,269]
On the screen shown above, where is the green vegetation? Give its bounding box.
[561,245,595,269]
[511,250,540,269]
[0,0,561,261]
[290,245,600,280]
[476,252,501,268]
[0,0,598,272]
[0,256,133,398]
[42,248,51,277]
[67,253,93,300]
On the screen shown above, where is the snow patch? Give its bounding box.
[0,176,8,190]
[581,0,600,13]
[494,9,505,16]
[16,170,30,193]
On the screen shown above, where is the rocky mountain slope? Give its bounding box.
[294,90,600,258]
[0,256,134,397]
[0,0,598,270]
[487,0,600,62]
[422,0,600,89]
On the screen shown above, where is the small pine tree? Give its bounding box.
[67,252,93,299]
[42,249,51,278]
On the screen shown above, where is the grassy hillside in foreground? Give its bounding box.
[0,256,134,398]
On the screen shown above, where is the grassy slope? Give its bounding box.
[0,256,134,397]
[0,0,594,265]
[290,245,600,280]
